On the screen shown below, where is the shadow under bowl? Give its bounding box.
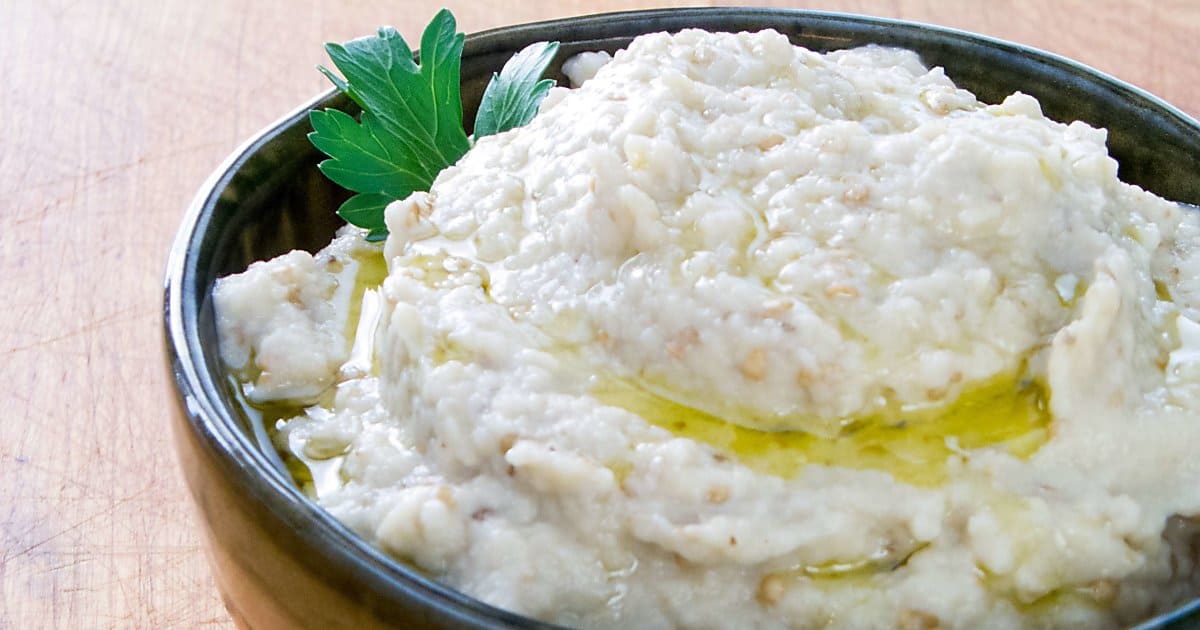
[164,8,1200,629]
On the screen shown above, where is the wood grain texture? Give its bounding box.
[1,1,1196,627]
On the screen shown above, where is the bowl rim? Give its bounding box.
[164,7,1200,629]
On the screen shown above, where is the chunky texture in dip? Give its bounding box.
[215,29,1200,628]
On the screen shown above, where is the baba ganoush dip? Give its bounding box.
[214,28,1200,629]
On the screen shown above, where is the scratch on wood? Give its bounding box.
[2,305,148,355]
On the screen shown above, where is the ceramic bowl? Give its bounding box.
[164,8,1200,629]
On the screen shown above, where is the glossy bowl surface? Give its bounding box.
[164,8,1200,629]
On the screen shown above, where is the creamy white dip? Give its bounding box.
[215,28,1200,628]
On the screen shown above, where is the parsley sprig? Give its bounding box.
[308,9,558,241]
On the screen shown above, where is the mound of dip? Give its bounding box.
[215,28,1200,628]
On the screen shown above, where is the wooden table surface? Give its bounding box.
[2,0,1198,627]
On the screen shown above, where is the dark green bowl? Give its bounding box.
[164,8,1200,629]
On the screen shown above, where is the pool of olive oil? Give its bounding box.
[231,249,388,500]
[592,371,1050,487]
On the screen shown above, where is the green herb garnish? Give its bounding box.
[473,40,560,139]
[308,9,559,241]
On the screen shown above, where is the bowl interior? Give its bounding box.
[169,8,1200,629]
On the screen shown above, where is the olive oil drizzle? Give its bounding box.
[592,370,1051,487]
[237,246,1054,493]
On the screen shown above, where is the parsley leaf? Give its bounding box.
[474,41,560,139]
[308,9,469,234]
[334,193,392,241]
[307,10,559,239]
